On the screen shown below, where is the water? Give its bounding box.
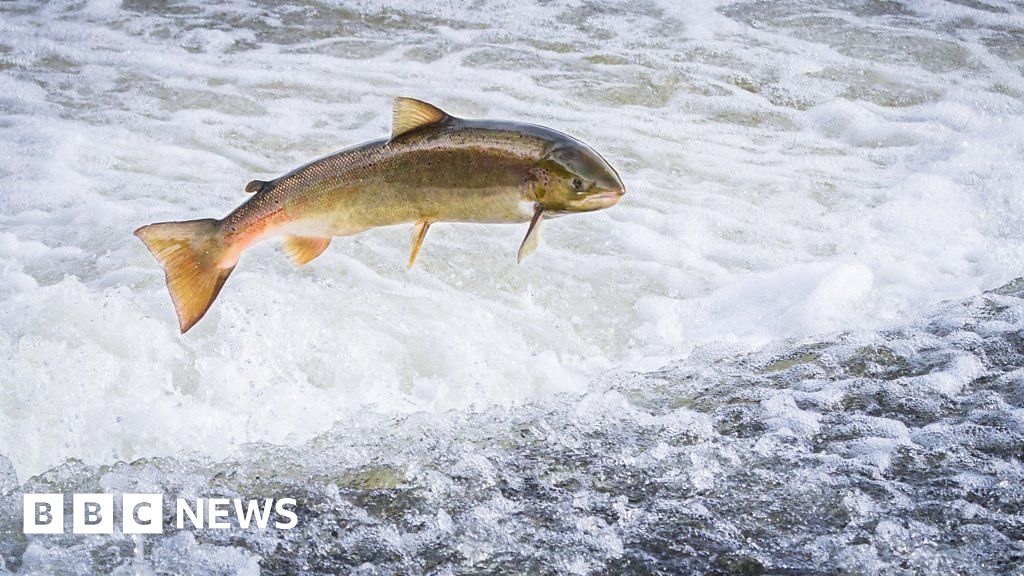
[1,0,1022,573]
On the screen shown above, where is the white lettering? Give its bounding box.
[207,498,230,529]
[24,494,63,534]
[73,494,113,534]
[123,494,163,534]
[234,499,274,530]
[274,498,298,529]
[177,498,204,529]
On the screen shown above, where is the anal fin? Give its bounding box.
[284,236,331,266]
[408,221,431,269]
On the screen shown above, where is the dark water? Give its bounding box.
[3,278,1024,574]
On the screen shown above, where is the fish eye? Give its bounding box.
[571,177,584,191]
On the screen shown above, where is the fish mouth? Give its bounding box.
[582,188,625,208]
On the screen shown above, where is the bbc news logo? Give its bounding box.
[24,494,298,534]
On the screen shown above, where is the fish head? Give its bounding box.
[530,140,625,214]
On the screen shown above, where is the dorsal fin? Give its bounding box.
[392,97,449,138]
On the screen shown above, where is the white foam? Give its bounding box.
[1,0,1023,480]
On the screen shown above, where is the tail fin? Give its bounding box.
[134,219,234,333]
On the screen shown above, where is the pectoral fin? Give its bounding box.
[283,236,331,266]
[517,205,544,264]
[408,221,431,268]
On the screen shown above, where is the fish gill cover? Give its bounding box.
[0,0,1023,574]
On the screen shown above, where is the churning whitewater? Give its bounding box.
[1,0,1023,573]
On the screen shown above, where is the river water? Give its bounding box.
[1,0,1023,573]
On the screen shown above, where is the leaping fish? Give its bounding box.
[135,98,625,333]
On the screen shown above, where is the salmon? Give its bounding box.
[135,98,625,333]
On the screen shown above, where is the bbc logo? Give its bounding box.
[24,494,162,534]
[24,493,298,534]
